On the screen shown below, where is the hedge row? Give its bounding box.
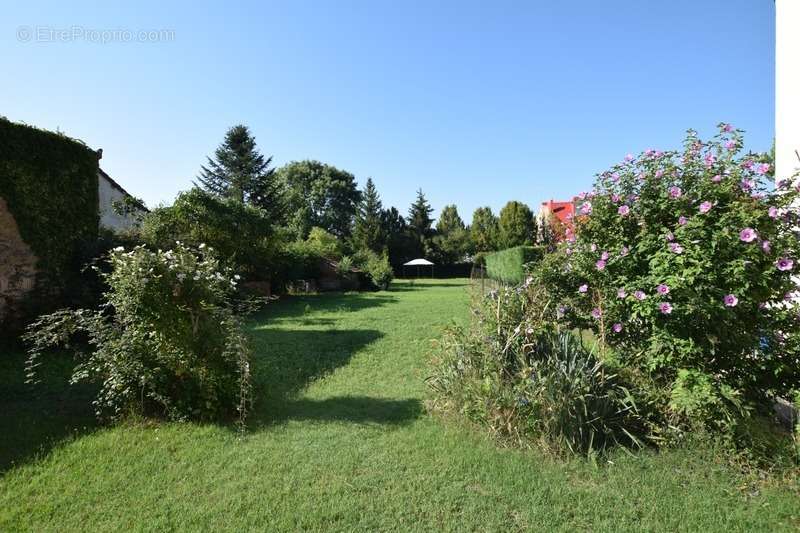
[484,245,543,284]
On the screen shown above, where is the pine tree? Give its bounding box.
[195,125,285,224]
[352,178,386,253]
[408,189,434,238]
[408,189,434,258]
[249,163,286,227]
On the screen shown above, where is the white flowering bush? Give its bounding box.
[25,243,252,425]
[536,125,800,432]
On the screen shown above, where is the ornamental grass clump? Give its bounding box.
[536,124,800,437]
[25,243,252,426]
[428,282,641,456]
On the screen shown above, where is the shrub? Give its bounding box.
[794,392,800,462]
[484,245,543,284]
[364,252,394,290]
[271,228,344,289]
[304,226,342,259]
[535,124,800,435]
[336,255,355,276]
[140,188,275,280]
[24,243,252,425]
[428,283,641,456]
[276,239,322,283]
[351,249,394,290]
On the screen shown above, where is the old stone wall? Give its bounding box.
[0,197,38,321]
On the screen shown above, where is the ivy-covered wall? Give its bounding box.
[0,118,100,319]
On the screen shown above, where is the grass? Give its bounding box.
[1,278,799,531]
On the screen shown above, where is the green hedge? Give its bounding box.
[0,118,100,314]
[484,245,543,284]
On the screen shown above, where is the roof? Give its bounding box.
[540,200,574,226]
[403,258,434,266]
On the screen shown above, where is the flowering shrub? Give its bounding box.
[25,243,252,425]
[538,125,800,429]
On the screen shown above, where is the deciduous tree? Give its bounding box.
[471,206,499,252]
[498,201,536,248]
[277,160,361,239]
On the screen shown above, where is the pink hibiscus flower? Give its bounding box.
[739,228,757,243]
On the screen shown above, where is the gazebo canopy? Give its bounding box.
[403,258,434,266]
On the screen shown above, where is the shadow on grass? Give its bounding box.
[248,326,385,422]
[0,290,409,468]
[253,291,400,324]
[258,395,422,427]
[246,293,425,427]
[389,280,470,292]
[0,349,98,473]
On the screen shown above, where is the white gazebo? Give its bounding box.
[403,258,435,278]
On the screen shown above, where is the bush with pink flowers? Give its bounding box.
[537,124,800,434]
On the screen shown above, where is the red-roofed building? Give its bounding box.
[540,200,574,227]
[537,200,575,243]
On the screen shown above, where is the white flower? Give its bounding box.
[199,243,207,249]
[113,246,125,252]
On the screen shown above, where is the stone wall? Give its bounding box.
[0,197,38,322]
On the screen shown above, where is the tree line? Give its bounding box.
[137,123,548,290]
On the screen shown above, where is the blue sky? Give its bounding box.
[1,0,775,222]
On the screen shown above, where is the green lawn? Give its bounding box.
[1,279,798,531]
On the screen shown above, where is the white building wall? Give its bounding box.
[98,172,145,231]
[776,0,800,183]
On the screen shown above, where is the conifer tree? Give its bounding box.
[408,189,434,238]
[195,124,285,225]
[353,178,386,253]
[407,189,434,259]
